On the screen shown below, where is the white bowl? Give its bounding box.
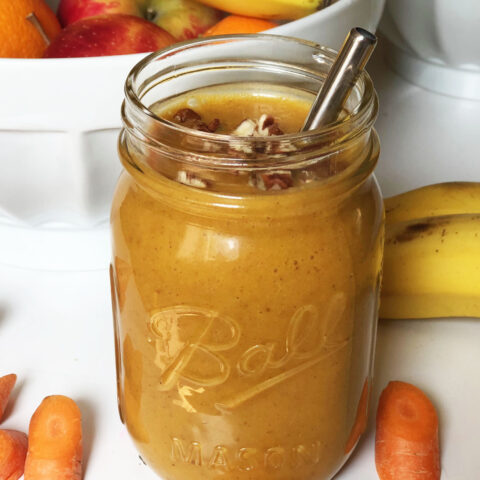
[380,0,480,99]
[0,0,385,270]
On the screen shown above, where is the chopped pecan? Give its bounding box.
[261,115,274,128]
[187,119,212,132]
[173,108,220,133]
[262,172,293,190]
[250,171,293,191]
[256,114,284,136]
[230,115,286,155]
[176,170,209,189]
[207,118,220,133]
[173,108,201,123]
[232,119,256,137]
[296,169,317,184]
[267,124,284,136]
[229,119,256,154]
[232,114,284,138]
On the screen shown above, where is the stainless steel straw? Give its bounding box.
[302,27,377,131]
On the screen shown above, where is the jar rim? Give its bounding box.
[122,34,378,171]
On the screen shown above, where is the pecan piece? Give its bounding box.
[173,108,201,123]
[176,170,209,189]
[232,115,284,137]
[231,115,286,155]
[173,108,220,133]
[187,119,212,132]
[250,171,293,191]
[261,172,293,190]
[257,114,284,136]
[207,118,220,133]
[232,119,257,137]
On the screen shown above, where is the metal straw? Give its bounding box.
[302,27,377,131]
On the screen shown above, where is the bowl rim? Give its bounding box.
[0,0,366,65]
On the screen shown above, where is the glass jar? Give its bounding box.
[110,35,383,480]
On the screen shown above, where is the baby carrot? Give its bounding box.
[0,429,28,480]
[375,381,440,480]
[24,395,82,480]
[0,375,17,423]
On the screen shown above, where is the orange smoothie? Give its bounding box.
[111,35,383,480]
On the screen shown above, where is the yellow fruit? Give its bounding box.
[0,0,61,58]
[195,0,322,20]
[380,213,480,319]
[385,182,480,224]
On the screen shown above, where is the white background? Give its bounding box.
[1,45,479,479]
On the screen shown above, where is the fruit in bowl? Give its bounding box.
[58,0,142,26]
[0,0,385,271]
[2,0,383,59]
[142,0,223,40]
[45,0,283,58]
[203,15,277,36]
[12,0,340,60]
[57,0,223,41]
[44,13,176,57]
[195,0,323,20]
[0,0,61,58]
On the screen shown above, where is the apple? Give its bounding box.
[142,0,223,41]
[43,14,176,58]
[58,0,142,27]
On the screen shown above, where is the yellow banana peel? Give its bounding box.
[385,182,480,224]
[195,0,323,20]
[381,212,480,319]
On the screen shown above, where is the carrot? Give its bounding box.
[0,429,28,480]
[0,375,17,423]
[24,395,82,480]
[204,15,277,36]
[344,378,369,454]
[375,381,440,480]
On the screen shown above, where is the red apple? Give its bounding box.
[143,0,223,41]
[43,14,176,58]
[58,0,142,27]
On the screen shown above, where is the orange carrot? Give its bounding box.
[0,375,17,423]
[24,395,82,480]
[0,429,28,480]
[344,378,369,454]
[375,381,440,480]
[204,15,277,36]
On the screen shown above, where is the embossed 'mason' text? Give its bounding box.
[171,437,326,472]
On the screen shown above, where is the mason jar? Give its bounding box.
[110,35,384,480]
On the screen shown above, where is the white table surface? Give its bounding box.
[1,45,479,480]
[1,264,479,479]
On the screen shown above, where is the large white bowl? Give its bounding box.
[0,0,385,270]
[380,0,480,99]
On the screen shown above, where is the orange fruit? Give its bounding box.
[204,15,277,36]
[0,0,61,58]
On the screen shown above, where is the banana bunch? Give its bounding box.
[381,182,480,319]
[195,0,323,20]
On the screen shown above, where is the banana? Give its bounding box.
[380,213,480,319]
[385,182,480,224]
[195,0,323,20]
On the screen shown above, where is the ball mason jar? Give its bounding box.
[110,35,384,480]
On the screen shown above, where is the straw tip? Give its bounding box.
[352,27,377,45]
